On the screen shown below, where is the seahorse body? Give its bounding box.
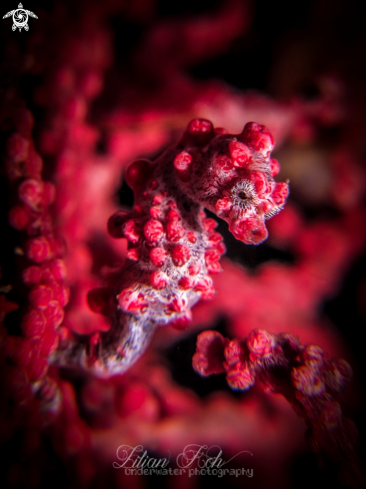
[52,119,288,376]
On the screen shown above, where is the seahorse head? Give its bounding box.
[174,119,289,244]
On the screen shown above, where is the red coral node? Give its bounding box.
[188,263,201,275]
[107,211,129,238]
[246,329,274,357]
[229,217,268,245]
[127,248,140,261]
[152,194,163,205]
[150,247,167,267]
[37,327,59,357]
[202,218,218,232]
[172,244,190,266]
[125,159,152,191]
[226,364,255,391]
[144,219,164,245]
[302,345,324,366]
[168,311,192,330]
[249,171,270,196]
[208,232,224,245]
[187,118,213,135]
[324,360,352,392]
[216,155,233,171]
[150,271,168,289]
[150,206,162,219]
[52,283,68,308]
[8,206,30,230]
[192,331,227,376]
[18,179,44,210]
[21,309,47,339]
[205,248,221,265]
[26,237,52,263]
[240,122,274,157]
[224,339,245,369]
[178,276,195,289]
[269,158,280,176]
[291,365,325,396]
[123,219,142,244]
[166,220,184,242]
[174,151,192,172]
[169,296,189,313]
[44,301,64,328]
[206,261,222,274]
[29,285,54,310]
[48,259,67,282]
[194,275,215,299]
[228,139,252,167]
[215,197,232,212]
[166,209,181,221]
[271,182,289,206]
[117,288,147,314]
[187,231,197,243]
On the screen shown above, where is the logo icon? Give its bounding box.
[3,3,38,31]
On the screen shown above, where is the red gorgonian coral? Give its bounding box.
[1,2,365,488]
[193,329,362,485]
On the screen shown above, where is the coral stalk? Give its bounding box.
[193,329,363,486]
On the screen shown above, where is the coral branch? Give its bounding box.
[2,99,66,418]
[193,329,363,486]
[52,119,289,375]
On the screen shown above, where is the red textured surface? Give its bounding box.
[1,1,366,488]
[193,329,362,485]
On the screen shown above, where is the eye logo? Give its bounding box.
[3,3,38,31]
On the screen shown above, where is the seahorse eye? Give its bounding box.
[238,191,248,200]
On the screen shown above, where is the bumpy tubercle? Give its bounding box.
[51,119,289,376]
